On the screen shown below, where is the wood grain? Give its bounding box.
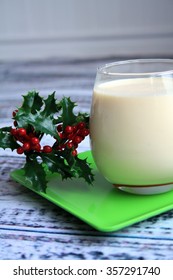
[0,58,173,260]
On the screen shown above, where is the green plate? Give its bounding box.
[10,151,173,232]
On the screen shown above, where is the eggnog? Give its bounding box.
[90,77,173,185]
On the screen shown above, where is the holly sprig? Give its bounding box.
[0,91,94,192]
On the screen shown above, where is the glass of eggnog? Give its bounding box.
[90,59,173,195]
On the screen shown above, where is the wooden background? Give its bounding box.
[0,57,173,260]
[1,0,173,60]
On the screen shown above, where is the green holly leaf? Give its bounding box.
[41,153,75,180]
[20,91,43,114]
[74,157,94,185]
[15,92,59,139]
[60,97,76,128]
[41,92,58,117]
[15,108,58,138]
[59,148,75,166]
[24,158,48,192]
[33,114,58,138]
[0,127,19,150]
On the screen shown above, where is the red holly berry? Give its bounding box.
[31,137,39,145]
[17,147,24,154]
[58,132,65,139]
[23,143,30,150]
[10,128,17,136]
[23,142,30,151]
[67,133,74,140]
[12,110,18,117]
[65,125,73,134]
[73,136,83,144]
[43,145,52,153]
[13,121,18,127]
[18,128,27,137]
[71,149,77,156]
[77,122,86,129]
[32,143,41,152]
[66,142,73,149]
[72,125,77,132]
[57,124,63,132]
[81,128,89,137]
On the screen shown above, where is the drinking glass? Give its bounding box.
[90,59,173,194]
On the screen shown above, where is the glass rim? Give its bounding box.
[97,59,173,76]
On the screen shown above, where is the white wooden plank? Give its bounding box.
[1,228,173,260]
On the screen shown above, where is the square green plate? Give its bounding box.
[10,151,173,232]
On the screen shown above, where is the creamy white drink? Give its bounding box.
[90,77,173,186]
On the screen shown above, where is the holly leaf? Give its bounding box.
[20,91,43,114]
[34,114,58,138]
[41,92,58,118]
[15,109,58,138]
[15,92,59,139]
[41,153,75,180]
[74,157,94,185]
[60,97,76,128]
[59,148,76,167]
[24,158,48,192]
[0,127,19,150]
